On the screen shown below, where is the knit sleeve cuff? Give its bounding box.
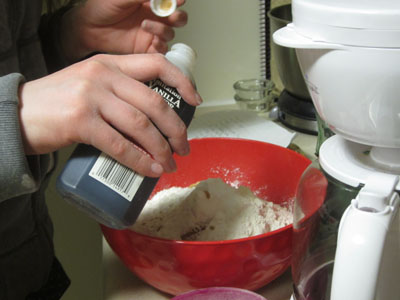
[0,73,39,202]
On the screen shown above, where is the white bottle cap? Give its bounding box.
[166,43,197,80]
[150,0,177,17]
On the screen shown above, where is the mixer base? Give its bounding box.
[278,90,317,135]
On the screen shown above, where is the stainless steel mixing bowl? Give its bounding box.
[268,4,310,100]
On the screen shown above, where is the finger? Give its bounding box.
[103,69,191,157]
[166,9,188,27]
[79,54,195,157]
[75,63,183,169]
[147,35,169,54]
[141,19,175,41]
[64,56,178,175]
[99,97,179,173]
[109,53,203,106]
[58,71,167,177]
[87,117,166,178]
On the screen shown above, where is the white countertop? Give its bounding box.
[102,104,317,300]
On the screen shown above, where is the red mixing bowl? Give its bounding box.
[101,138,311,295]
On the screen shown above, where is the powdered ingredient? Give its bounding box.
[131,178,293,241]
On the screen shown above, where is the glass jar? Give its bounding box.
[233,79,275,112]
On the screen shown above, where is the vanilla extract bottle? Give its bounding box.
[56,44,197,229]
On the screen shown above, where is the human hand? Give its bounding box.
[61,0,188,62]
[18,53,202,177]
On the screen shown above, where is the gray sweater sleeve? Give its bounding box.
[0,73,38,202]
[39,5,74,74]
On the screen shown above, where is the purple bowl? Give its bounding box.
[171,287,267,300]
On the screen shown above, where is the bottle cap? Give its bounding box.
[166,43,197,77]
[150,0,177,17]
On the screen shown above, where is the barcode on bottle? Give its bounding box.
[89,152,144,201]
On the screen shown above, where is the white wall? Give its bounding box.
[171,0,291,105]
[171,0,262,105]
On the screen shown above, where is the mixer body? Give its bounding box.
[273,1,400,299]
[296,47,400,148]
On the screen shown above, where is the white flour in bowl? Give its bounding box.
[130,178,293,241]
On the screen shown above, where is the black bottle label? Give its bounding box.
[147,79,196,127]
[148,79,183,111]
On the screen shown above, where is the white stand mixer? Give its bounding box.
[274,0,400,299]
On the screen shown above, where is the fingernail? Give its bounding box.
[141,20,151,30]
[169,158,177,172]
[151,162,164,175]
[176,19,187,27]
[195,92,203,105]
[182,142,190,156]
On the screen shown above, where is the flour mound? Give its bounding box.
[131,178,292,241]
